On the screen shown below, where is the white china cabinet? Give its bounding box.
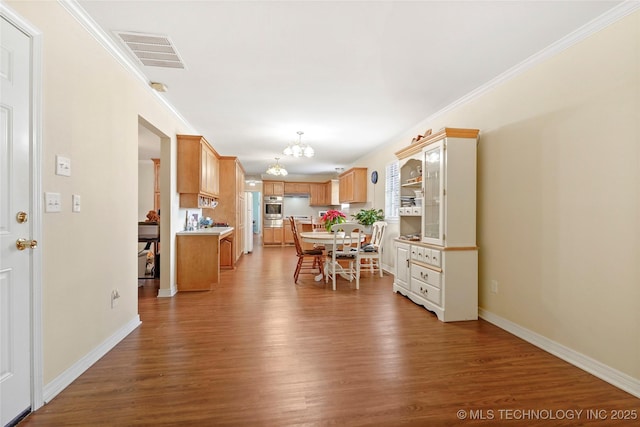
[393,128,479,322]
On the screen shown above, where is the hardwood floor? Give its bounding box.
[21,241,638,426]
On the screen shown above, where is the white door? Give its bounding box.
[1,15,33,425]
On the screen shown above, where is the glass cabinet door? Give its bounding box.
[422,141,444,245]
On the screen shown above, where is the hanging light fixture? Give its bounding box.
[283,131,314,158]
[265,157,288,176]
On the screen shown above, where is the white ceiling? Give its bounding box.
[78,0,623,178]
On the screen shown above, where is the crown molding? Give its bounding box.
[419,0,640,126]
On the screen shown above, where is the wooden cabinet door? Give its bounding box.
[208,150,219,196]
[263,227,273,244]
[339,172,353,202]
[200,144,209,194]
[273,227,283,244]
[263,227,283,245]
[339,168,367,203]
[263,182,272,196]
[284,222,294,244]
[309,183,325,206]
[264,181,282,196]
[273,182,284,196]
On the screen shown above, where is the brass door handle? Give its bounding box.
[16,238,38,250]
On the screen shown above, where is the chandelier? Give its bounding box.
[283,131,314,158]
[265,157,288,176]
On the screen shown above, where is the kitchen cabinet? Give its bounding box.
[203,156,245,265]
[220,237,233,269]
[283,221,294,244]
[263,181,284,196]
[338,167,367,203]
[284,182,310,195]
[263,226,283,245]
[177,135,220,208]
[309,183,326,206]
[176,228,233,291]
[392,127,479,322]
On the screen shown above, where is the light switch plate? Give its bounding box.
[56,155,71,176]
[45,192,62,212]
[72,194,81,212]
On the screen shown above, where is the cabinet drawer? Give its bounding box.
[411,263,441,288]
[429,249,441,267]
[411,246,427,263]
[411,278,441,305]
[411,207,422,215]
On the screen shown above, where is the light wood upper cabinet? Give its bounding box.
[263,181,284,196]
[338,167,367,203]
[177,135,220,208]
[309,183,326,206]
[202,145,219,196]
[284,182,310,195]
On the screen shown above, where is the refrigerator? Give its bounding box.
[244,191,253,253]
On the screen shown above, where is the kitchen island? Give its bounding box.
[176,227,234,291]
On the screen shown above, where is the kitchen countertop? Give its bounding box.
[176,227,234,237]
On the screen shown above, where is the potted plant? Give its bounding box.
[352,208,384,233]
[321,209,347,232]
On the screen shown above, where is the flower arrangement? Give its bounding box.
[321,209,347,232]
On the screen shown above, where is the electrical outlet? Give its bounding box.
[490,280,499,294]
[111,289,120,308]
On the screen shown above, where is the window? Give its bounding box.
[385,160,399,219]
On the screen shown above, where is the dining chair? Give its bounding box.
[325,222,362,290]
[309,215,326,251]
[311,215,325,231]
[359,221,387,277]
[289,217,324,283]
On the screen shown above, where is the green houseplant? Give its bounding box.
[352,208,384,227]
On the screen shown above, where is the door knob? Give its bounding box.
[16,211,28,223]
[16,238,38,251]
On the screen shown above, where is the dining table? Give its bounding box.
[299,231,365,282]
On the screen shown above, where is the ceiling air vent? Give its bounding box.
[115,31,185,69]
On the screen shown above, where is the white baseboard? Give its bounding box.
[157,286,177,298]
[43,315,142,403]
[479,308,640,399]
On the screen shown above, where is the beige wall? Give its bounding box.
[9,1,191,384]
[138,160,155,221]
[358,11,640,380]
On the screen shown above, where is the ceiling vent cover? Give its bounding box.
[115,31,185,69]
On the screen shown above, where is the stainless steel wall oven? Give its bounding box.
[264,196,283,220]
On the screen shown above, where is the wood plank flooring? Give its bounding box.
[20,240,638,426]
